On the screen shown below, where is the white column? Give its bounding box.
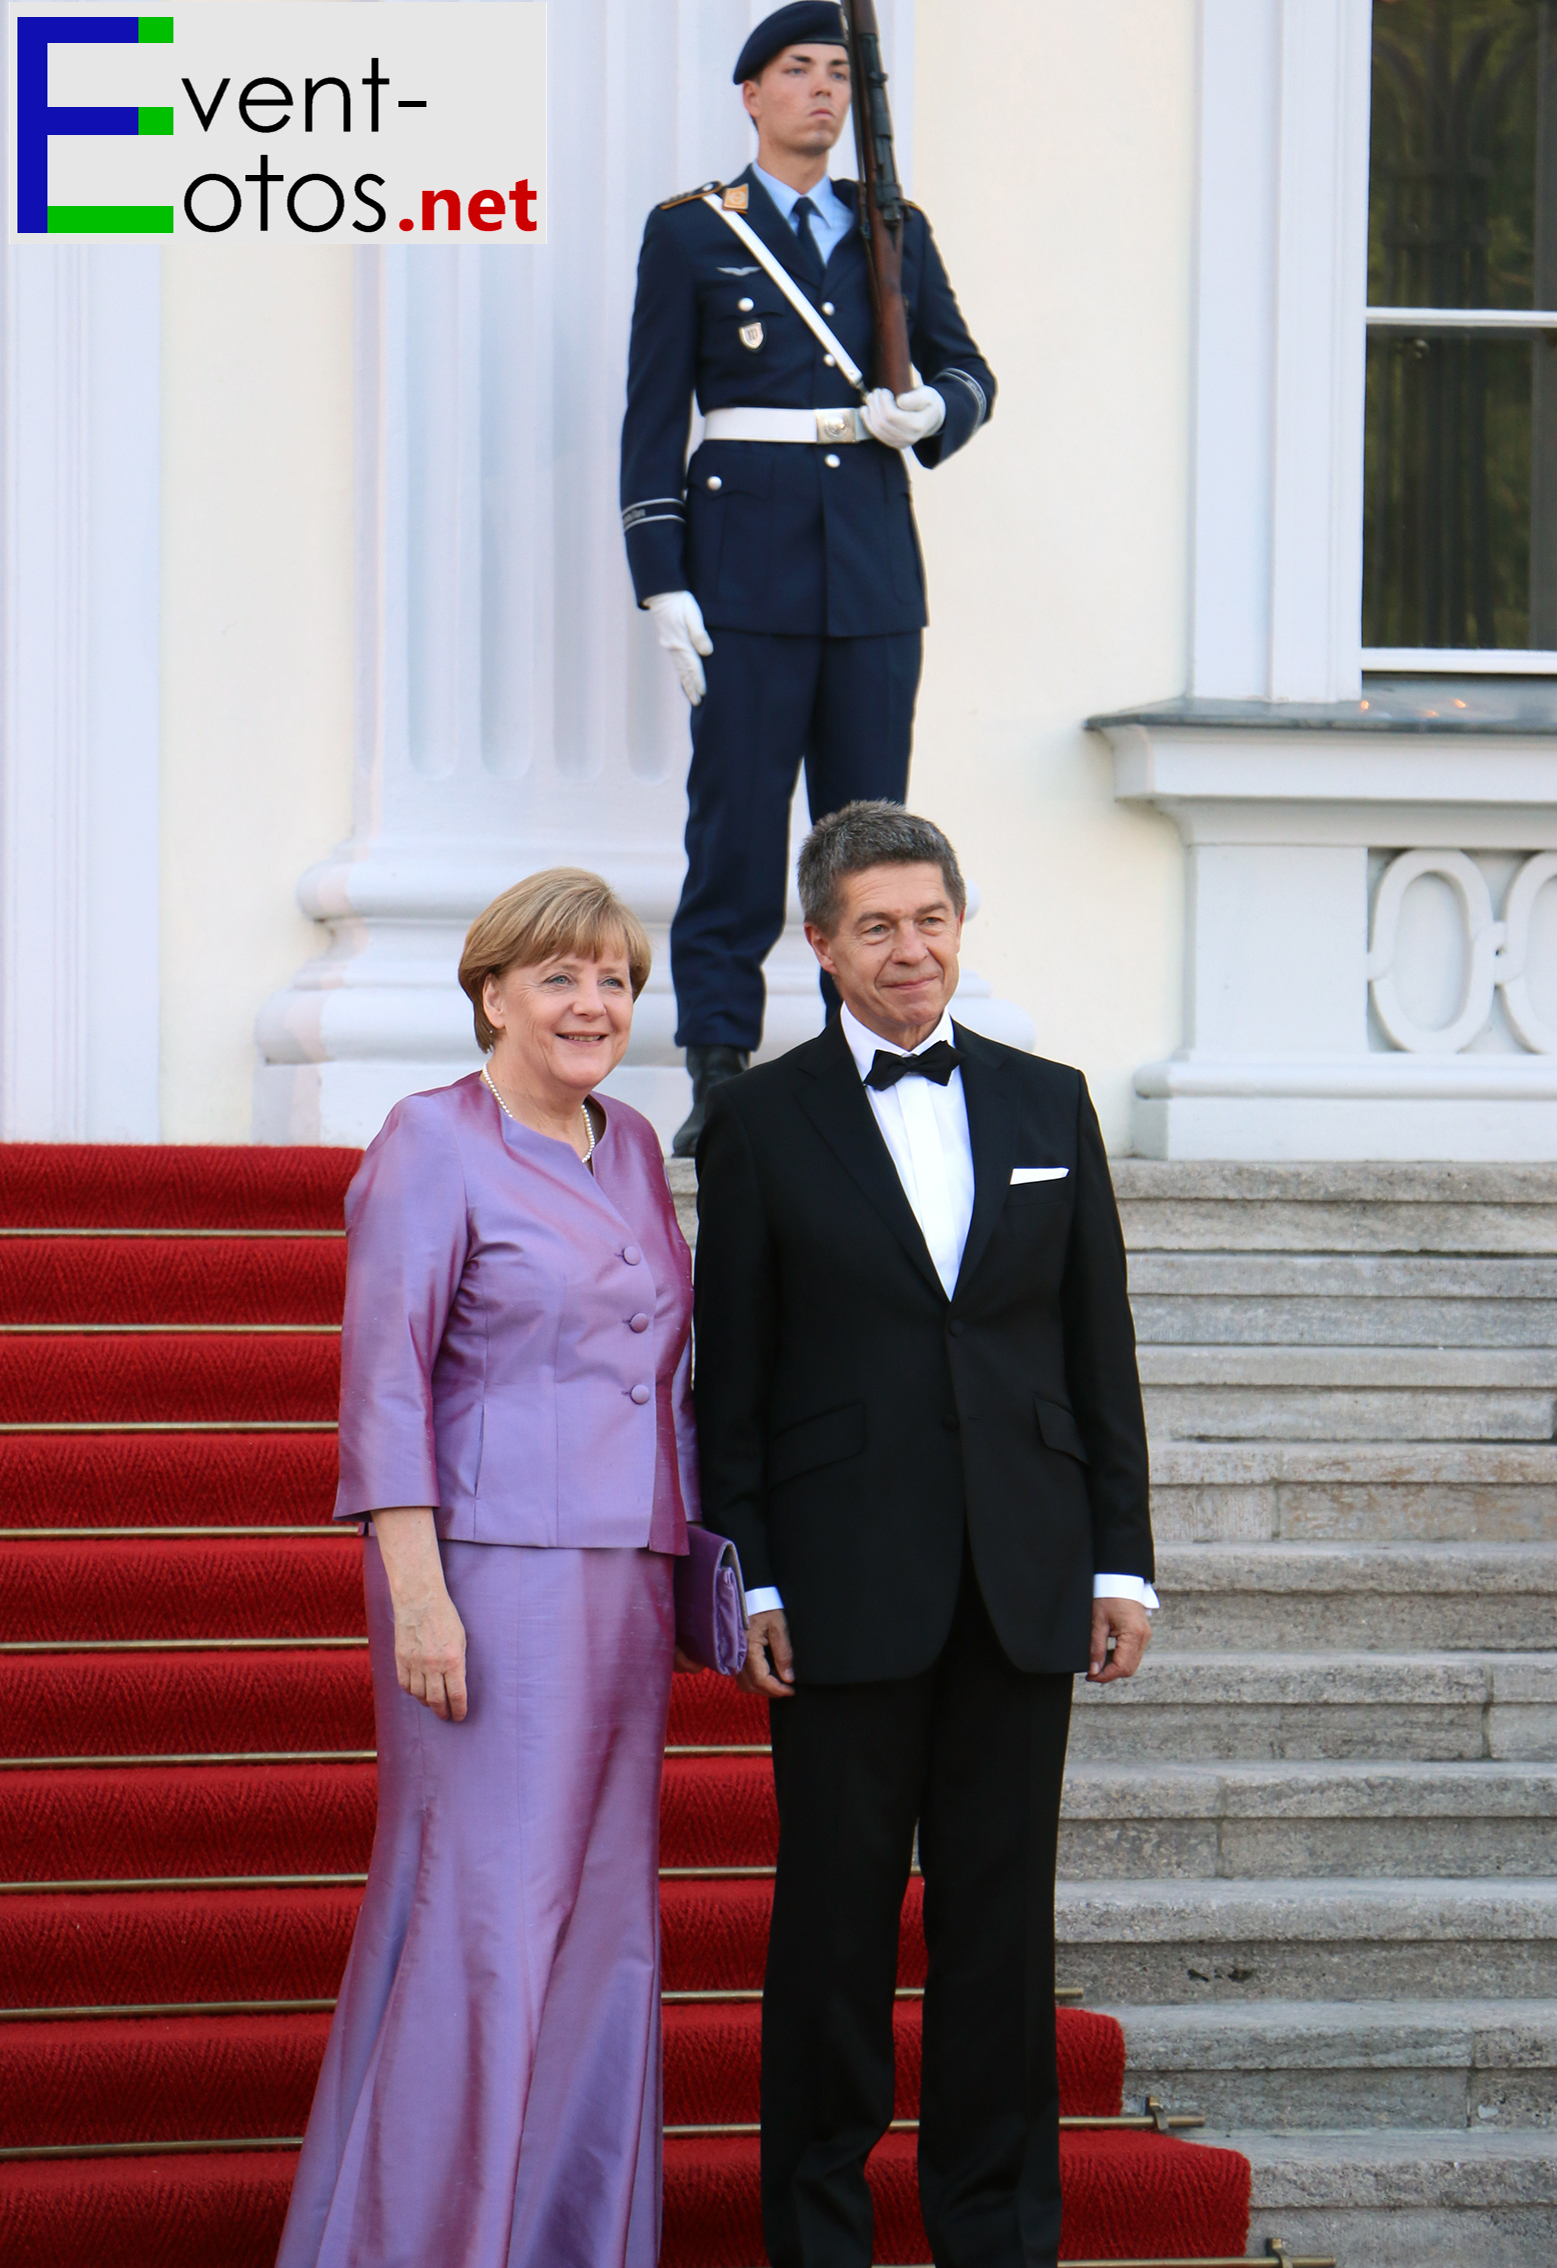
[255,0,978,1153]
[0,237,162,1143]
[1189,0,1371,703]
[1101,0,1453,1161]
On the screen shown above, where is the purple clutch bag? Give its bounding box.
[674,1524,749,1676]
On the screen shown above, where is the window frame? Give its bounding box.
[1361,302,1557,667]
[1361,0,1557,674]
[1189,0,1555,701]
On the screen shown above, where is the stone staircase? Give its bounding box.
[670,1156,1557,2263]
[1090,1162,1557,2265]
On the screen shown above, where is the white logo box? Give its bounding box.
[10,1,546,243]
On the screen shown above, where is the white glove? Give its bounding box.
[644,590,714,707]
[860,385,946,450]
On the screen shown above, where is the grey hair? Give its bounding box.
[797,801,967,936]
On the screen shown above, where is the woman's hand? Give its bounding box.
[371,1506,469,1722]
[393,1583,468,1720]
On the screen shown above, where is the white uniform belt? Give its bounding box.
[703,406,867,446]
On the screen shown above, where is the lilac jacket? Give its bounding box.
[333,1072,697,1551]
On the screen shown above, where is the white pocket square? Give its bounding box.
[1011,1166,1069,1184]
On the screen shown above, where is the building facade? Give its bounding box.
[0,0,1552,1160]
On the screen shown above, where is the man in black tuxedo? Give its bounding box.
[692,802,1156,2268]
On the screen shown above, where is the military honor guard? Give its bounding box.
[620,0,996,1153]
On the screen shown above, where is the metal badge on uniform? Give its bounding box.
[722,185,749,211]
[739,321,764,350]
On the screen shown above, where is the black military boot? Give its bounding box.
[673,1045,750,1159]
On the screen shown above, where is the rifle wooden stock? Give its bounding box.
[845,0,914,395]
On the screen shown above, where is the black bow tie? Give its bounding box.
[865,1042,962,1092]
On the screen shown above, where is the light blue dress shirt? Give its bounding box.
[752,164,853,269]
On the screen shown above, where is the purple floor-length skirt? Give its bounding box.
[276,1534,675,2268]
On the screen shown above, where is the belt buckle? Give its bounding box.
[815,408,856,445]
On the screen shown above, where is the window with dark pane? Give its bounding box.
[1363,0,1557,650]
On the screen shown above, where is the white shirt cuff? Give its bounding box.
[743,1578,1156,1616]
[1094,1573,1160,1612]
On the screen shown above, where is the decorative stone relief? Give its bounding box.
[1368,849,1557,1055]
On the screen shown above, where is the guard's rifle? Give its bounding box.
[843,0,914,396]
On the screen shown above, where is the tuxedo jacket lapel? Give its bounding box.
[953,1024,1022,1298]
[794,1023,947,1303]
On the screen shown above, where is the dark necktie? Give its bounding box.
[791,194,823,277]
[865,1042,962,1092]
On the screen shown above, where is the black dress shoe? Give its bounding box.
[673,1044,751,1158]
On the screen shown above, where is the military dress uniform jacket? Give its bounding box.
[620,165,996,639]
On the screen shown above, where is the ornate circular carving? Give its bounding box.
[1366,850,1499,1055]
[1496,852,1557,1056]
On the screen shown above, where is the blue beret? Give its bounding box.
[734,3,848,84]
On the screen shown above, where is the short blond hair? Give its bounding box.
[458,869,652,1052]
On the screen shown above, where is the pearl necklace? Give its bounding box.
[482,1064,596,1165]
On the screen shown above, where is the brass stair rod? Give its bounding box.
[1059,2111,1206,2131]
[671,2112,1207,2138]
[885,2253,1337,2268]
[1062,2256,1336,2268]
[1052,2250,1337,2268]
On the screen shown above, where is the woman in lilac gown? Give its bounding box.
[277,869,699,2268]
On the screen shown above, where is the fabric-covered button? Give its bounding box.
[630,1312,651,1333]
[706,475,723,491]
[630,1383,652,1405]
[622,1245,642,1265]
[824,453,841,468]
[738,297,755,312]
[948,1319,965,1338]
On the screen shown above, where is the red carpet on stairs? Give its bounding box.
[0,1143,1252,2265]
[3,1648,376,1757]
[0,1435,339,1530]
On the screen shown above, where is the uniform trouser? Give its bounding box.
[761,1541,1074,2268]
[671,627,923,1050]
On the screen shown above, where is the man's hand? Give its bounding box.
[861,385,946,450]
[739,1608,796,1699]
[1087,1597,1152,1685]
[645,589,714,705]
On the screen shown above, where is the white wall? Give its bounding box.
[160,245,355,1142]
[908,0,1195,1150]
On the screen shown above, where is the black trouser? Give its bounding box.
[761,1544,1074,2268]
[671,627,923,1050]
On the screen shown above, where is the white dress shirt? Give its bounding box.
[751,164,854,267]
[743,1004,1159,1618]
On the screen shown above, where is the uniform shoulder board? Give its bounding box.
[660,181,722,211]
